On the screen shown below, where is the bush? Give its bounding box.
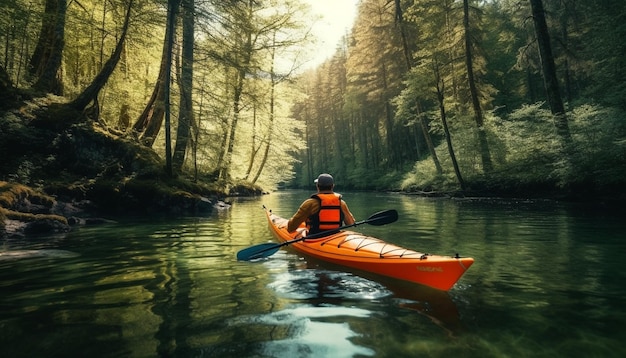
[400,103,626,199]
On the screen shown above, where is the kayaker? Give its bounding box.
[287,173,356,236]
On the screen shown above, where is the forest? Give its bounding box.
[1,0,625,211]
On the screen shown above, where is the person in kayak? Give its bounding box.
[287,173,356,236]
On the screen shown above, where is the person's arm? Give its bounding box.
[287,199,316,232]
[341,200,356,225]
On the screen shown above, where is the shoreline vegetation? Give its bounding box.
[0,94,265,239]
[0,93,623,239]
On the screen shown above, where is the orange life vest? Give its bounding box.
[307,193,344,235]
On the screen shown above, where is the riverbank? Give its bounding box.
[0,96,264,238]
[2,94,623,239]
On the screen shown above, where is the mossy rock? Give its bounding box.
[0,181,70,237]
[0,181,56,211]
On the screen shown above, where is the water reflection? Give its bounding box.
[2,193,626,357]
[217,254,465,357]
[294,255,465,337]
[229,305,375,358]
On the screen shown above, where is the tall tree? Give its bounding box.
[212,0,310,182]
[216,0,257,181]
[250,30,278,184]
[31,0,66,94]
[463,0,493,172]
[393,0,442,175]
[69,0,134,115]
[529,0,571,141]
[163,0,180,176]
[28,0,55,79]
[172,0,194,174]
[433,58,465,189]
[133,0,180,148]
[394,0,412,70]
[346,0,408,171]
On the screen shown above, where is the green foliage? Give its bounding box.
[400,160,448,192]
[567,105,626,187]
[1,0,625,200]
[402,103,626,197]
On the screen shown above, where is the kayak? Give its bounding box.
[265,209,474,291]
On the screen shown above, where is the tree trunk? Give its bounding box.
[32,0,66,95]
[251,26,304,184]
[193,73,207,182]
[163,0,180,176]
[133,0,179,147]
[434,59,465,190]
[214,67,230,178]
[218,2,254,181]
[463,0,493,173]
[529,0,571,141]
[219,68,244,181]
[416,101,443,175]
[252,97,273,183]
[28,0,56,79]
[305,103,313,183]
[69,0,134,113]
[172,0,194,174]
[244,105,261,180]
[380,61,397,169]
[13,3,33,88]
[394,0,412,70]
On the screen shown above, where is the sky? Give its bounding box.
[303,0,360,68]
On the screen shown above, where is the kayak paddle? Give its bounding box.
[236,209,398,261]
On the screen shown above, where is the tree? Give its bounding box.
[163,0,180,176]
[393,0,442,175]
[209,0,310,182]
[346,0,411,171]
[433,58,465,189]
[393,68,443,176]
[529,0,571,142]
[69,0,134,116]
[463,0,493,172]
[214,0,258,181]
[172,0,194,174]
[30,0,66,94]
[132,0,180,148]
[249,30,282,184]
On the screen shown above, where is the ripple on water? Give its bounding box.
[0,249,80,261]
[268,269,392,301]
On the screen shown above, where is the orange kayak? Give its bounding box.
[266,210,474,291]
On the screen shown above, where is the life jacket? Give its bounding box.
[307,193,344,235]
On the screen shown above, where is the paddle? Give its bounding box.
[236,209,398,261]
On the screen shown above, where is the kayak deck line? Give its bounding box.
[319,235,424,258]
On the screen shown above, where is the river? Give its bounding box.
[1,190,625,357]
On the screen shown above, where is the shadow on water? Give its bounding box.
[301,256,465,337]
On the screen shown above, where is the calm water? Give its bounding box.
[1,190,625,357]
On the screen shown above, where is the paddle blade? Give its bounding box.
[366,209,398,226]
[237,243,280,261]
